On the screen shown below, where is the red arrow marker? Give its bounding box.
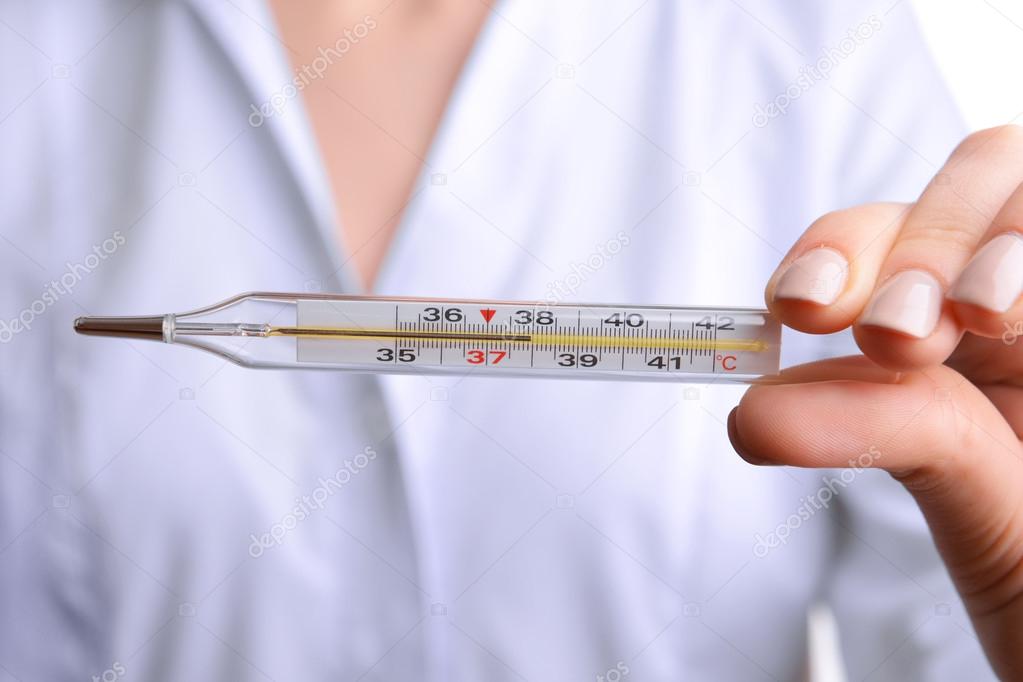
[480,308,496,323]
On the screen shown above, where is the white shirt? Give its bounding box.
[0,1,995,680]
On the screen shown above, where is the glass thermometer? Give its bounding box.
[74,292,781,382]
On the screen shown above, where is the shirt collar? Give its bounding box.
[181,0,351,288]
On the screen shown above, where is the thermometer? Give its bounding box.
[74,292,781,382]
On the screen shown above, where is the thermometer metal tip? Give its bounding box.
[74,315,165,341]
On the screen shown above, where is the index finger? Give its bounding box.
[765,202,909,333]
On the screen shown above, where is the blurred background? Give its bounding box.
[916,0,1023,130]
[809,2,1023,679]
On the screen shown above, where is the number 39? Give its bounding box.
[557,353,597,367]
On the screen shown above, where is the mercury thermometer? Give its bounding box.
[74,292,781,382]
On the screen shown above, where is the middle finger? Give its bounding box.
[855,125,1023,369]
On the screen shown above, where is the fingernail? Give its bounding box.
[773,247,849,305]
[948,232,1023,313]
[859,269,943,339]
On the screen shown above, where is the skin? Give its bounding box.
[268,0,490,289]
[734,125,1023,679]
[272,3,1022,676]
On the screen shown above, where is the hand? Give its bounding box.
[728,125,1023,679]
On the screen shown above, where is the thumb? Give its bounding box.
[728,356,1023,676]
